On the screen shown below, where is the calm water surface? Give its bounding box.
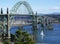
[10,23,60,44]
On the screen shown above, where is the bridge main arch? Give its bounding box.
[10,1,34,15]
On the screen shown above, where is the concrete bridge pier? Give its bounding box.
[46,17,53,30]
[32,12,37,42]
[7,8,11,40]
[0,8,4,44]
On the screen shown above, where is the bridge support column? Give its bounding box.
[46,17,53,30]
[32,12,37,42]
[7,8,10,39]
[41,16,44,32]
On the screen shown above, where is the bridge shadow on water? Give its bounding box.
[10,23,60,44]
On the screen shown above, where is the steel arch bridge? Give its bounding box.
[9,1,38,41]
[10,1,34,15]
[9,0,53,34]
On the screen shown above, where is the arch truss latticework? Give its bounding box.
[10,1,34,15]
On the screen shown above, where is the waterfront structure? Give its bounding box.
[0,1,38,43]
[0,1,59,43]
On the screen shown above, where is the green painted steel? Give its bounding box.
[10,1,34,15]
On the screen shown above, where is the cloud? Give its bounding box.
[49,7,60,10]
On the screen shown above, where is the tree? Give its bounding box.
[12,29,35,44]
[3,40,10,44]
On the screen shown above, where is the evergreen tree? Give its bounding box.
[12,29,35,44]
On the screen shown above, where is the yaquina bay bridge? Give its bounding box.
[0,1,60,44]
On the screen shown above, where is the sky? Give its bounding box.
[0,0,60,14]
